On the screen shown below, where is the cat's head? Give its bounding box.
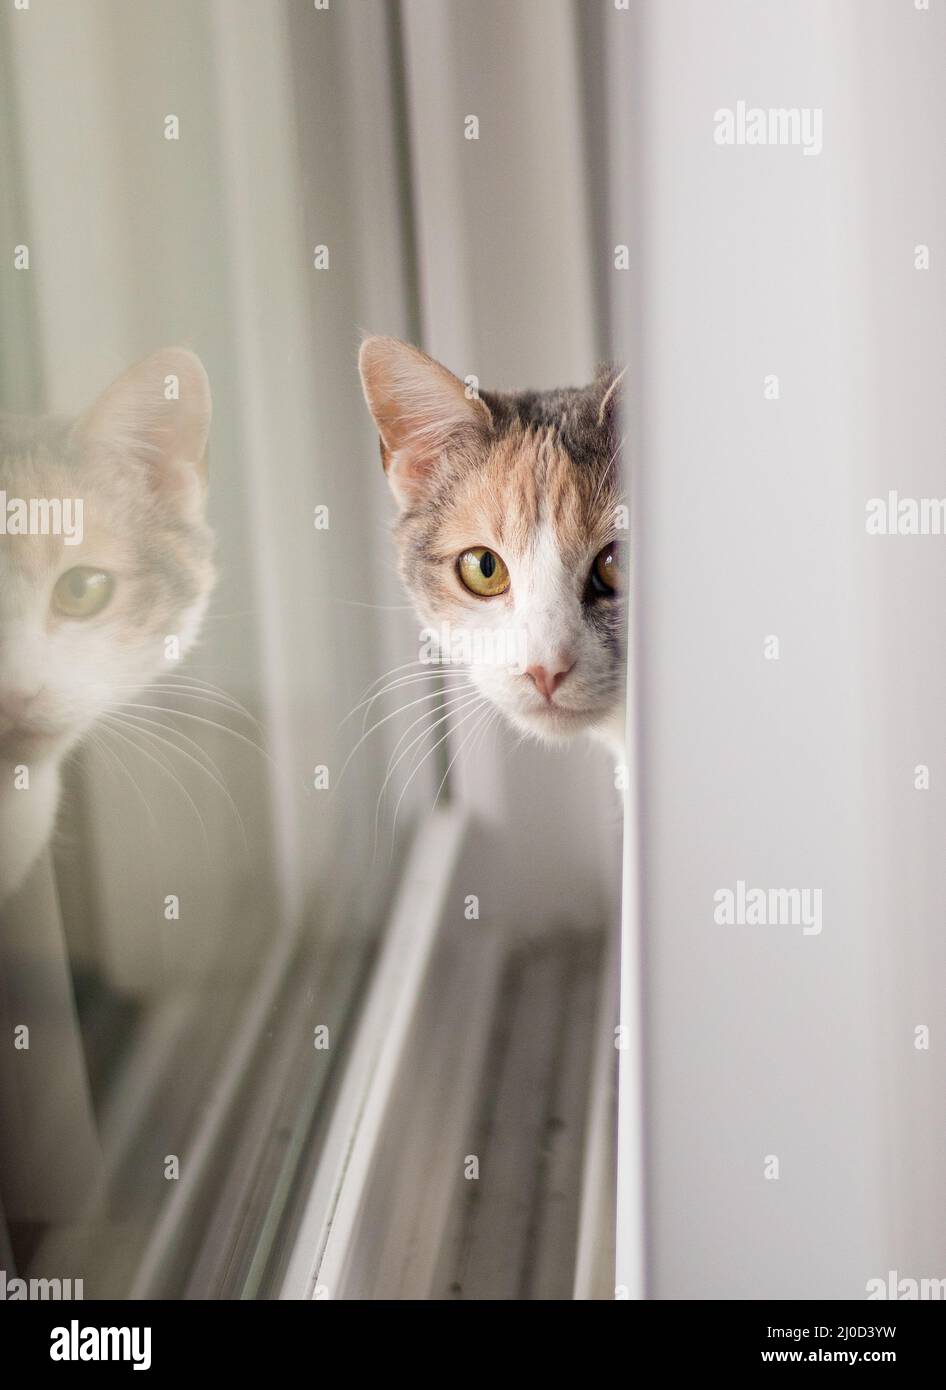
[359,336,626,746]
[0,348,214,762]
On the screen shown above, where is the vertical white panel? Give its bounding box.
[851,0,946,1285]
[623,0,946,1298]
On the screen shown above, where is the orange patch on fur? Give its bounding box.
[431,422,618,568]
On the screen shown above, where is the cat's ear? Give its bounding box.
[74,348,212,511]
[595,364,626,431]
[358,336,491,508]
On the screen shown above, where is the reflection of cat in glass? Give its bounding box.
[0,350,215,902]
[359,337,626,758]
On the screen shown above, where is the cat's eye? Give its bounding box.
[52,567,114,619]
[457,547,510,598]
[590,543,621,596]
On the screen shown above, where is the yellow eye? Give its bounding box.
[591,543,621,595]
[458,547,510,598]
[52,567,114,619]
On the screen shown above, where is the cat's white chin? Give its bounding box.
[508,700,625,753]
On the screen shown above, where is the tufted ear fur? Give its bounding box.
[358,335,491,509]
[595,364,626,430]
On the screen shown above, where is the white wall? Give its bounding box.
[619,0,946,1298]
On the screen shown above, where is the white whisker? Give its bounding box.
[431,703,495,812]
[335,682,476,789]
[110,684,263,730]
[87,729,159,830]
[355,657,449,703]
[107,709,249,852]
[343,669,471,733]
[100,715,212,857]
[109,700,273,767]
[390,697,489,847]
[380,686,481,791]
[372,691,486,854]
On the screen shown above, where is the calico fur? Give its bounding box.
[359,337,627,755]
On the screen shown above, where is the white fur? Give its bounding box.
[453,515,624,750]
[0,575,210,902]
[0,348,212,903]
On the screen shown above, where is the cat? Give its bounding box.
[358,336,627,758]
[0,348,215,903]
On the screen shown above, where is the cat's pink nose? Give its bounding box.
[525,662,573,703]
